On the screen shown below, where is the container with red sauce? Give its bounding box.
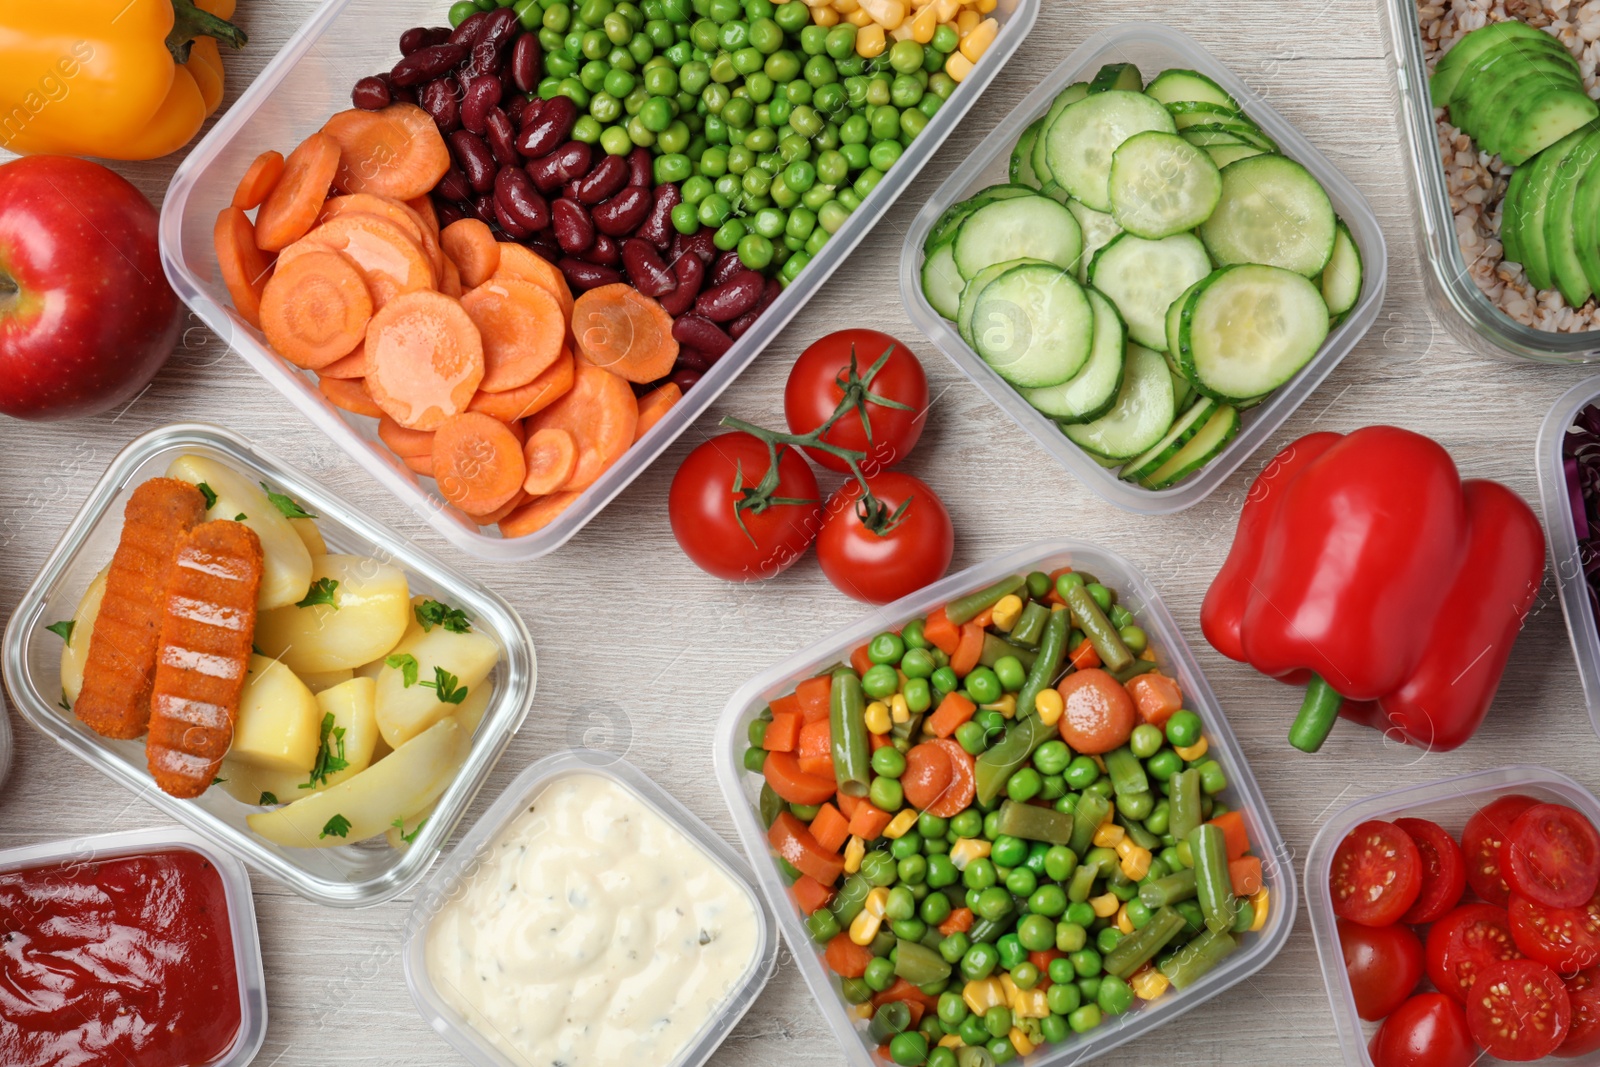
[0,827,266,1067]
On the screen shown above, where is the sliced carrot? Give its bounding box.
[465,488,528,526]
[950,622,985,677]
[364,290,484,430]
[259,250,373,369]
[873,979,938,1016]
[939,908,974,937]
[404,451,434,477]
[870,731,892,751]
[378,415,434,457]
[1209,810,1252,862]
[795,675,833,724]
[1070,639,1101,670]
[319,376,384,418]
[522,427,577,495]
[793,875,834,916]
[923,606,960,655]
[927,691,976,738]
[1228,855,1264,897]
[255,131,340,252]
[769,811,843,885]
[318,194,423,242]
[570,283,679,384]
[633,382,681,441]
[498,490,583,537]
[970,607,994,629]
[430,412,526,515]
[493,242,573,319]
[847,800,892,841]
[763,710,802,752]
[439,256,463,298]
[850,643,873,677]
[461,276,565,391]
[467,349,574,421]
[770,692,802,719]
[809,802,849,853]
[797,718,833,778]
[406,195,440,242]
[283,214,434,309]
[1127,673,1184,727]
[763,751,836,806]
[503,416,527,448]
[322,104,451,201]
[825,933,874,977]
[836,792,863,821]
[441,219,501,289]
[233,149,285,211]
[213,206,274,329]
[318,345,369,379]
[524,360,638,491]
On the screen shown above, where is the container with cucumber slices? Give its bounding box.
[900,25,1387,513]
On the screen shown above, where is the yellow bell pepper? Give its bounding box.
[0,0,246,160]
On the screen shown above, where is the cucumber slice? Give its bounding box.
[957,260,1027,346]
[1545,127,1600,307]
[1089,231,1212,351]
[1520,123,1594,290]
[1181,127,1254,149]
[924,184,1039,253]
[1022,290,1126,422]
[1045,90,1177,213]
[1145,69,1239,111]
[1121,396,1217,482]
[1181,120,1278,153]
[1067,199,1123,283]
[1175,264,1330,401]
[1167,101,1249,130]
[1032,82,1090,190]
[1109,131,1222,239]
[921,241,965,320]
[1011,118,1044,187]
[1165,277,1206,355]
[1199,154,1336,276]
[1205,143,1269,169]
[952,195,1082,279]
[970,262,1096,388]
[1061,343,1176,460]
[1138,404,1241,489]
[1089,63,1144,93]
[1431,21,1564,106]
[1170,366,1194,413]
[1318,219,1363,317]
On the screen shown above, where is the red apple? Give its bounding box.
[0,156,182,420]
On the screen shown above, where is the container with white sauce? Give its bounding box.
[403,751,776,1067]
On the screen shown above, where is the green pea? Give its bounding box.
[708,218,742,251]
[1001,910,1050,954]
[927,853,958,889]
[693,192,729,226]
[785,205,816,240]
[690,16,719,47]
[1082,583,1112,614]
[730,231,770,270]
[1041,846,1076,884]
[663,201,697,234]
[882,38,922,74]
[774,0,809,30]
[1067,1003,1103,1034]
[1064,755,1101,790]
[725,143,754,173]
[868,138,902,171]
[889,1031,928,1066]
[882,885,916,922]
[962,856,996,891]
[927,667,957,698]
[1030,885,1069,921]
[856,632,902,666]
[1165,710,1202,748]
[983,811,1003,841]
[924,21,957,53]
[960,941,998,982]
[1007,767,1043,804]
[450,0,482,24]
[1084,778,1114,800]
[1068,947,1101,978]
[950,809,983,839]
[1197,759,1228,795]
[778,160,814,195]
[1097,974,1134,1016]
[957,1013,989,1047]
[789,104,822,137]
[860,850,896,887]
[1122,724,1162,761]
[871,747,907,780]
[970,885,1008,922]
[589,90,622,124]
[741,746,766,772]
[1119,790,1154,821]
[936,989,969,1028]
[869,776,903,812]
[1146,749,1182,782]
[997,935,1028,973]
[858,663,897,700]
[900,105,929,139]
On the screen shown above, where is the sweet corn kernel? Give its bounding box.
[1130,966,1171,1001]
[849,909,882,945]
[855,20,885,52]
[1249,888,1270,932]
[1035,689,1064,726]
[959,14,997,58]
[939,1034,965,1049]
[955,9,980,33]
[990,594,1024,632]
[1140,648,1156,661]
[909,4,938,41]
[1000,973,1019,1004]
[945,46,974,80]
[890,694,910,724]
[983,693,1017,719]
[884,809,920,839]
[934,0,960,20]
[1009,1028,1036,1057]
[889,20,915,39]
[812,4,840,23]
[975,0,996,12]
[1114,836,1137,859]
[1090,892,1120,918]
[964,977,1007,1013]
[833,0,859,11]
[865,701,892,734]
[853,1002,876,1020]
[803,0,829,7]
[859,0,907,25]
[844,835,867,874]
[1174,737,1209,762]
[1093,823,1125,848]
[1115,904,1134,934]
[1121,846,1153,881]
[847,7,874,26]
[1013,988,1050,1019]
[864,886,891,918]
[950,838,992,869]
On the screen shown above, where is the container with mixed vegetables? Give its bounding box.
[741,567,1272,1065]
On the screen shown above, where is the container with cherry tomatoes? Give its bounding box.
[1307,765,1600,1067]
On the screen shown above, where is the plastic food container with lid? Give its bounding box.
[1380,0,1600,362]
[713,536,1297,1067]
[1,423,537,908]
[1305,765,1600,1065]
[1536,375,1600,739]
[401,748,778,1067]
[0,824,269,1067]
[899,23,1388,514]
[159,0,1040,562]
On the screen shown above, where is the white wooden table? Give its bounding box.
[1,1,1593,1064]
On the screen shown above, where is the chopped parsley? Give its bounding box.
[260,482,315,519]
[386,652,420,687]
[259,791,278,806]
[422,667,468,705]
[302,712,348,788]
[392,817,428,845]
[320,814,351,839]
[414,599,471,634]
[45,620,74,644]
[211,776,227,786]
[58,696,70,712]
[234,513,247,521]
[296,577,339,609]
[196,482,218,509]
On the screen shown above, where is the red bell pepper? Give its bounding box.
[1201,427,1544,753]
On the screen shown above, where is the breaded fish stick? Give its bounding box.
[148,521,264,799]
[76,478,207,739]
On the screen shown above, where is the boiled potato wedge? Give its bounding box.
[230,655,321,772]
[291,516,326,556]
[253,554,410,672]
[246,717,468,847]
[374,624,499,748]
[222,676,379,802]
[59,566,108,706]
[298,667,354,694]
[166,455,314,610]
[453,679,494,738]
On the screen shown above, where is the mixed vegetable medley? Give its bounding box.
[744,568,1270,1065]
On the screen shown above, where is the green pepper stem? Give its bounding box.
[1289,673,1344,753]
[168,0,248,64]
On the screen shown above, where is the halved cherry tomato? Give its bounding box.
[1510,890,1600,976]
[1055,668,1136,755]
[1373,993,1476,1067]
[1558,967,1600,1058]
[1339,917,1424,1021]
[1396,816,1466,924]
[1505,804,1600,910]
[1466,958,1571,1061]
[1330,820,1422,927]
[1426,903,1524,1001]
[1464,794,1540,906]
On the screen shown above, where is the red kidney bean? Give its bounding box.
[730,278,782,339]
[470,193,497,224]
[637,183,681,248]
[352,76,392,110]
[464,10,520,78]
[591,186,650,236]
[553,198,595,253]
[559,257,622,290]
[710,250,746,288]
[460,75,502,135]
[449,130,497,194]
[673,315,733,357]
[493,198,532,239]
[485,108,519,167]
[676,346,715,372]
[520,97,545,127]
[579,233,621,267]
[527,141,591,192]
[437,164,473,203]
[518,96,577,159]
[622,238,676,297]
[574,154,628,205]
[449,11,490,46]
[659,251,704,315]
[419,76,462,133]
[392,85,418,105]
[675,229,717,264]
[495,166,550,231]
[695,269,764,321]
[528,232,562,262]
[399,27,432,56]
[504,93,528,127]
[669,367,703,392]
[391,44,465,87]
[626,147,653,187]
[511,34,542,93]
[435,199,469,227]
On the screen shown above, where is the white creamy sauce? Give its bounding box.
[425,773,760,1067]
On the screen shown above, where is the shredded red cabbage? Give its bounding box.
[1564,403,1600,618]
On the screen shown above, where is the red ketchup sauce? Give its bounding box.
[0,848,242,1066]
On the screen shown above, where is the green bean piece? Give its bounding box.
[869,1000,913,1043]
[1189,823,1237,933]
[1103,905,1186,978]
[1159,927,1237,989]
[1066,863,1100,904]
[1009,601,1050,647]
[1013,608,1069,722]
[994,800,1074,845]
[978,633,1038,672]
[1108,659,1159,684]
[1068,792,1112,856]
[1232,900,1256,933]
[830,873,872,925]
[969,906,1013,943]
[1113,809,1160,851]
[1139,868,1197,909]
[1063,582,1132,672]
[1169,769,1202,842]
[890,711,924,743]
[946,575,1026,625]
[831,668,871,797]
[1103,746,1148,798]
[759,781,783,827]
[957,1046,997,1067]
[894,939,953,985]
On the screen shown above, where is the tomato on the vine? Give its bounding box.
[1340,918,1424,1021]
[816,471,953,605]
[669,432,822,581]
[1372,994,1476,1067]
[784,329,928,475]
